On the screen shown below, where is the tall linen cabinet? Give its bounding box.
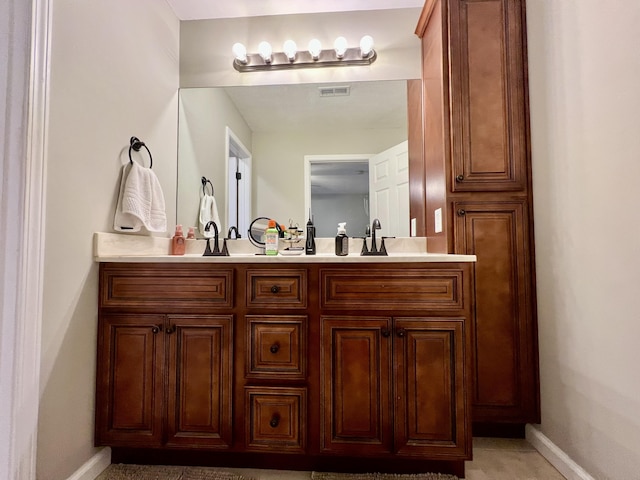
[412,0,539,431]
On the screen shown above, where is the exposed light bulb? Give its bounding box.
[334,36,348,59]
[283,40,297,62]
[232,42,247,63]
[258,41,272,63]
[359,35,374,57]
[308,39,322,60]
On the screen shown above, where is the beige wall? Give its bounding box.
[37,0,179,478]
[527,0,640,478]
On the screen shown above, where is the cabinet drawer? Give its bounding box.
[246,316,306,380]
[246,269,307,308]
[245,387,306,452]
[100,264,233,309]
[321,268,465,311]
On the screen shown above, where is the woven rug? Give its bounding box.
[96,464,255,480]
[311,473,458,480]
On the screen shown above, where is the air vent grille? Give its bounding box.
[318,86,351,97]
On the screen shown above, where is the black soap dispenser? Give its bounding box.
[335,222,348,256]
[305,214,316,255]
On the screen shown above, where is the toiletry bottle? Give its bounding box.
[335,222,349,256]
[186,226,195,239]
[265,219,279,256]
[305,216,316,255]
[171,225,185,255]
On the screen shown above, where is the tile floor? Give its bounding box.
[191,438,566,480]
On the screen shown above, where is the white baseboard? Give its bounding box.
[65,447,111,480]
[525,424,595,480]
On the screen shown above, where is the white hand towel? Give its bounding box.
[113,163,143,232]
[116,161,167,233]
[198,193,221,236]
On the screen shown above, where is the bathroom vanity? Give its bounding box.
[94,236,476,477]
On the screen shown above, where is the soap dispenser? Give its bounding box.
[335,222,348,256]
[305,215,316,255]
[171,225,185,255]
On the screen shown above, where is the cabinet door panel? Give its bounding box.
[166,315,233,448]
[321,317,393,455]
[449,0,528,191]
[95,314,164,446]
[394,318,470,458]
[453,200,538,422]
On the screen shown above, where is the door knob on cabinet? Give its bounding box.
[166,324,177,334]
[269,413,280,428]
[381,328,391,338]
[456,174,464,182]
[270,343,280,354]
[457,209,466,216]
[396,328,407,337]
[151,325,161,334]
[270,285,280,294]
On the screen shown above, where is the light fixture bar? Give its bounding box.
[233,46,377,72]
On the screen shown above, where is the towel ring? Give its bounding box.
[128,136,153,168]
[201,176,214,196]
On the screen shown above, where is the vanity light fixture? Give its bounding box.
[232,35,376,72]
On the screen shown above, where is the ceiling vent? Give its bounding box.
[318,86,351,97]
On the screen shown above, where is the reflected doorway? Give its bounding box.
[226,127,251,237]
[304,141,409,238]
[304,155,371,238]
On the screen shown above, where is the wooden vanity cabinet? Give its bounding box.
[96,261,473,475]
[321,316,467,458]
[416,0,540,430]
[95,264,234,449]
[319,267,472,461]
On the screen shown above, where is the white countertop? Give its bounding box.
[93,232,476,264]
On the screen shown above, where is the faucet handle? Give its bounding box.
[355,237,369,255]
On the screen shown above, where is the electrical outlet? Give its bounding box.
[434,208,442,233]
[411,218,417,237]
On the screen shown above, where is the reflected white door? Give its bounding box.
[369,141,410,238]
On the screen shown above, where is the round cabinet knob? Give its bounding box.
[457,209,466,217]
[381,328,391,338]
[270,344,280,354]
[456,174,464,182]
[396,328,407,338]
[166,325,176,334]
[270,285,280,294]
[269,414,280,428]
[151,325,160,334]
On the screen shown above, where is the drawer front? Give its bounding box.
[100,264,233,309]
[245,387,306,452]
[246,316,306,380]
[321,268,465,311]
[247,269,307,308]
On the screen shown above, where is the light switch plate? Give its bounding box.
[434,208,442,233]
[410,218,417,237]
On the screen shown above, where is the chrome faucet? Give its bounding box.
[203,221,228,256]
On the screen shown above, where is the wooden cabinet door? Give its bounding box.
[321,316,393,455]
[95,314,165,447]
[165,315,233,448]
[394,318,470,458]
[453,200,539,423]
[448,0,529,192]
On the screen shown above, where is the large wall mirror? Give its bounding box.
[177,79,414,238]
